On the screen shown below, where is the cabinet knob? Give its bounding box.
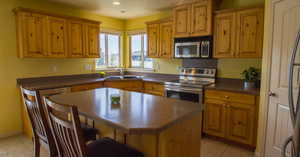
[225,96,229,99]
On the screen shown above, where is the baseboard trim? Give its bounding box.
[0,131,23,139]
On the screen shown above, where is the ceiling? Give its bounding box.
[48,0,195,19]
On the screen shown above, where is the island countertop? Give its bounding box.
[49,88,203,134]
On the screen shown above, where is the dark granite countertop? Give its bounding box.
[205,78,260,96]
[17,73,260,95]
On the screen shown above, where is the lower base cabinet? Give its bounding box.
[203,89,258,147]
[143,82,164,96]
[104,80,144,92]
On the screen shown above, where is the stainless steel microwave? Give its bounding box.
[174,40,211,59]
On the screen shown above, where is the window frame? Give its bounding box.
[129,33,153,69]
[96,32,121,70]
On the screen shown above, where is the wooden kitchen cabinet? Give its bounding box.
[173,4,190,38]
[143,82,165,96]
[16,12,47,58]
[213,7,264,58]
[226,102,256,145]
[14,8,101,58]
[85,23,100,58]
[204,89,258,147]
[159,21,173,58]
[68,20,85,58]
[213,12,236,58]
[173,0,213,38]
[236,8,264,58]
[147,23,160,58]
[190,0,212,37]
[47,16,68,58]
[147,18,173,58]
[104,80,144,92]
[203,99,226,138]
[71,82,103,92]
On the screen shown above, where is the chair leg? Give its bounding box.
[33,138,40,157]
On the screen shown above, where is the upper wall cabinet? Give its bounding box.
[213,7,264,58]
[147,18,173,58]
[47,16,68,58]
[173,0,213,38]
[14,8,101,58]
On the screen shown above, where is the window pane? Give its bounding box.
[96,33,106,68]
[143,35,153,69]
[107,34,120,67]
[131,35,142,67]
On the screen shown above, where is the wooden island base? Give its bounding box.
[111,113,202,157]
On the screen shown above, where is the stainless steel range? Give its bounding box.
[165,67,216,104]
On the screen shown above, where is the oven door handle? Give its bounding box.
[165,87,202,94]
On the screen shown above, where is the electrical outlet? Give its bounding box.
[52,65,57,72]
[85,64,92,71]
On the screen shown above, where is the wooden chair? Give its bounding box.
[44,97,144,157]
[21,87,99,157]
[20,87,57,157]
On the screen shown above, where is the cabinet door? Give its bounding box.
[173,4,190,38]
[159,21,173,58]
[19,12,47,58]
[68,20,85,58]
[147,23,160,58]
[213,12,236,58]
[190,0,212,36]
[85,23,100,58]
[47,16,68,58]
[236,8,264,58]
[71,82,103,92]
[203,99,227,138]
[226,102,256,146]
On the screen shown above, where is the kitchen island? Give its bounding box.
[50,88,203,157]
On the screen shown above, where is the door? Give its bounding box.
[226,102,255,146]
[190,0,212,36]
[160,21,173,58]
[203,99,226,138]
[147,23,160,58]
[85,23,100,58]
[20,13,47,57]
[265,0,300,157]
[213,12,236,58]
[173,4,190,38]
[236,8,264,58]
[68,20,85,58]
[47,16,68,58]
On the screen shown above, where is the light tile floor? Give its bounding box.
[0,135,254,157]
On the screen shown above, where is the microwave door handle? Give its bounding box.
[288,28,300,128]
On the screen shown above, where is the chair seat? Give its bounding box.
[81,124,99,142]
[86,137,144,157]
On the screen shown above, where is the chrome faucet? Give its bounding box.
[119,68,125,76]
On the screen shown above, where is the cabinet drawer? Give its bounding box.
[104,80,143,90]
[144,82,164,96]
[205,90,255,105]
[71,82,103,92]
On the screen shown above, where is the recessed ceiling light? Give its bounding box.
[113,1,121,5]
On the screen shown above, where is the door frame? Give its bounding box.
[255,0,288,157]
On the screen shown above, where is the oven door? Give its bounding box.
[174,42,201,58]
[165,86,203,103]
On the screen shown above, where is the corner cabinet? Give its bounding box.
[173,0,213,38]
[147,18,173,58]
[14,8,101,58]
[213,7,264,58]
[204,89,258,147]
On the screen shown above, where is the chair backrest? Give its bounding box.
[20,87,55,149]
[44,97,87,157]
